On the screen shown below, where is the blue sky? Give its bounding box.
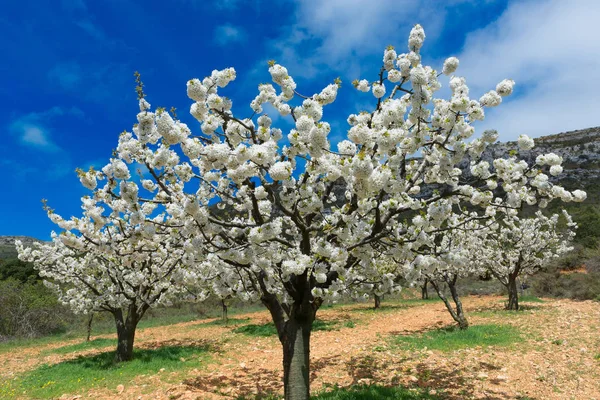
[2,0,599,239]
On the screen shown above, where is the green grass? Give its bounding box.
[12,345,212,399]
[0,312,206,355]
[232,320,341,337]
[398,297,442,304]
[234,385,440,400]
[393,324,523,352]
[0,331,85,355]
[497,295,544,304]
[46,338,117,355]
[207,317,251,326]
[519,295,544,303]
[313,385,440,399]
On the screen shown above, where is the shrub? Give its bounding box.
[0,279,71,340]
[0,258,39,283]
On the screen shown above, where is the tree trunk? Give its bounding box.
[86,313,94,342]
[221,299,228,323]
[282,314,312,400]
[506,274,519,311]
[373,294,381,309]
[259,265,319,400]
[446,278,468,330]
[431,278,469,330]
[421,280,429,300]
[113,308,138,362]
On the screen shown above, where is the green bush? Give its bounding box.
[0,279,71,340]
[0,258,39,283]
[532,269,600,300]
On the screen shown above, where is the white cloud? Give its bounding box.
[214,0,241,10]
[268,0,452,79]
[214,24,246,45]
[21,125,58,150]
[48,63,82,90]
[455,0,600,139]
[76,20,108,42]
[9,106,84,152]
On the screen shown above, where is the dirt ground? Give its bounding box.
[2,295,599,400]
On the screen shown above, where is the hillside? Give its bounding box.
[0,236,43,260]
[486,126,600,195]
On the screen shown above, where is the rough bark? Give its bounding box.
[86,313,94,342]
[506,273,519,311]
[431,277,469,330]
[260,269,318,400]
[282,313,312,400]
[421,279,429,300]
[221,299,228,323]
[373,294,381,309]
[113,304,145,362]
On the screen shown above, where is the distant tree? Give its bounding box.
[478,211,576,310]
[17,202,204,362]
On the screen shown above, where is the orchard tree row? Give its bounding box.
[18,24,584,400]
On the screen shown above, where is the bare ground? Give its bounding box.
[2,295,599,400]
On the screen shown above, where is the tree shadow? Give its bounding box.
[184,367,281,399]
[406,361,514,400]
[311,354,343,381]
[346,354,391,385]
[54,340,215,370]
[340,354,515,400]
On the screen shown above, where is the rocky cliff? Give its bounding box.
[484,127,600,185]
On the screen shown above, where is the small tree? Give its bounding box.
[479,211,576,310]
[17,204,200,362]
[418,214,491,329]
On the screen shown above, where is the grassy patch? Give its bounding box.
[0,333,79,355]
[47,338,116,355]
[497,295,544,304]
[0,311,209,355]
[393,324,522,352]
[398,297,442,304]
[17,344,212,399]
[207,317,250,326]
[136,313,203,330]
[519,295,544,303]
[232,319,341,337]
[314,385,440,399]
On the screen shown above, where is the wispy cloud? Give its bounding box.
[47,60,133,106]
[214,0,241,10]
[60,0,87,12]
[48,63,82,90]
[267,0,449,79]
[455,0,600,139]
[76,19,108,42]
[9,106,84,152]
[20,125,59,151]
[214,24,246,45]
